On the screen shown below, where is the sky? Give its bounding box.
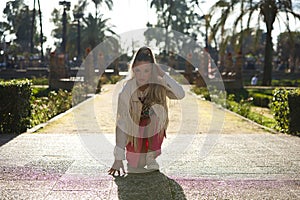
[0,0,218,50]
[0,0,299,51]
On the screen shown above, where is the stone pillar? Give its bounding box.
[233,51,244,89]
[49,52,68,89]
[84,48,94,86]
[185,53,194,84]
[235,51,244,79]
[224,52,233,76]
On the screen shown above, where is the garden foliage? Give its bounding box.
[0,79,73,134]
[269,88,300,135]
[0,79,32,134]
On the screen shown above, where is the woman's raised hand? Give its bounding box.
[156,64,165,77]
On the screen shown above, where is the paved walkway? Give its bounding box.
[0,84,299,199]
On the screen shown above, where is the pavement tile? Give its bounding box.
[0,179,55,191]
[174,178,300,199]
[0,190,49,200]
[53,175,113,191]
[0,165,62,181]
[45,191,101,200]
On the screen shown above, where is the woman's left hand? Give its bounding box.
[108,160,125,176]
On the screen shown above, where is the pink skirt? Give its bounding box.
[126,118,165,168]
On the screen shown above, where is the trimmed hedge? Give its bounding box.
[0,79,32,134]
[288,89,300,134]
[251,93,272,108]
[271,88,300,135]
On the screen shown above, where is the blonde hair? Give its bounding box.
[127,47,169,148]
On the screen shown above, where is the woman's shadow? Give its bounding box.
[114,170,186,200]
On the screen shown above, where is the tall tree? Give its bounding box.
[91,0,113,19]
[73,2,85,59]
[31,0,44,60]
[50,8,64,47]
[209,0,300,85]
[0,22,10,39]
[50,4,78,56]
[76,0,115,50]
[81,13,115,49]
[277,31,300,72]
[3,0,36,52]
[148,0,198,53]
[50,0,116,57]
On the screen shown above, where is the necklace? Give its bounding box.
[138,89,147,97]
[137,87,148,103]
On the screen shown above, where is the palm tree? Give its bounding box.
[150,0,174,53]
[50,0,115,56]
[209,0,300,85]
[3,0,34,52]
[36,0,44,60]
[149,0,197,53]
[81,13,115,49]
[91,0,113,19]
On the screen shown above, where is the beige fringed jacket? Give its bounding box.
[114,73,185,160]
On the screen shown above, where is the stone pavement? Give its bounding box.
[0,84,299,199]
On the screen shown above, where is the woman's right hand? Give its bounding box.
[108,160,125,176]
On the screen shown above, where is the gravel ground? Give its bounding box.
[0,84,299,199]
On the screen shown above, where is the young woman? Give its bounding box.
[108,47,185,175]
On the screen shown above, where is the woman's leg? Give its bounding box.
[126,137,146,168]
[145,130,165,170]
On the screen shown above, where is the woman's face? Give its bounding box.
[133,61,152,86]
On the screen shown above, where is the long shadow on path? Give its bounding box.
[114,170,186,200]
[0,134,19,147]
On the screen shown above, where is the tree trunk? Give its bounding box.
[37,0,44,61]
[164,0,173,54]
[262,29,273,86]
[30,0,36,54]
[262,0,276,86]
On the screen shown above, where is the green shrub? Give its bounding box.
[30,97,50,127]
[247,111,276,129]
[173,74,190,85]
[272,79,298,87]
[251,93,272,108]
[32,87,50,97]
[0,79,73,131]
[192,86,251,120]
[270,88,300,134]
[109,75,123,84]
[226,94,251,118]
[30,89,72,127]
[270,88,289,133]
[210,87,227,108]
[191,85,228,106]
[225,94,237,111]
[226,88,249,102]
[31,77,49,85]
[48,89,72,116]
[191,86,277,129]
[287,89,300,135]
[99,75,110,84]
[0,79,32,134]
[191,86,210,100]
[72,83,88,105]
